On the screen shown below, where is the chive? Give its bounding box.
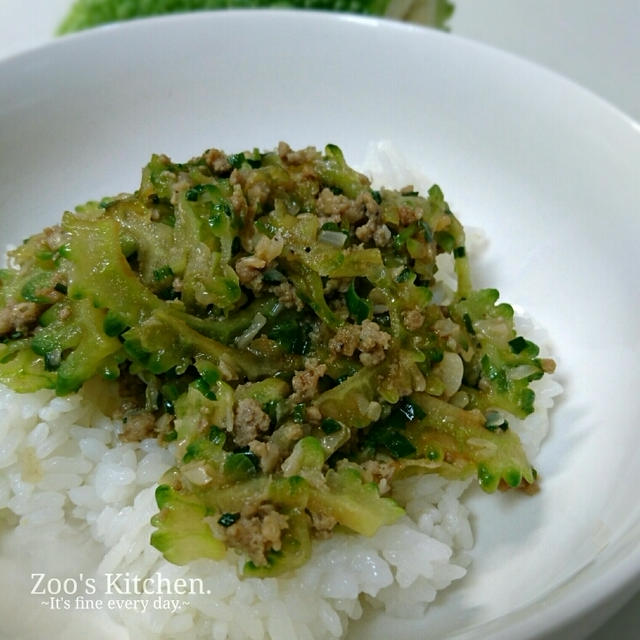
[194,378,217,401]
[44,349,62,371]
[292,403,306,423]
[453,246,466,258]
[227,153,245,169]
[218,512,240,527]
[262,399,279,426]
[321,417,342,434]
[418,220,433,242]
[200,367,220,385]
[425,347,444,363]
[397,397,426,422]
[382,431,416,458]
[370,189,382,204]
[163,430,178,442]
[152,265,173,281]
[267,311,313,355]
[462,313,475,335]
[508,336,529,354]
[185,185,204,201]
[57,243,71,258]
[182,443,199,463]
[392,223,417,249]
[208,425,226,445]
[396,268,414,283]
[345,282,371,323]
[211,201,232,217]
[320,222,340,232]
[54,282,68,295]
[403,190,419,197]
[246,148,262,168]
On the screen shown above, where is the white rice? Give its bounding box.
[0,145,562,638]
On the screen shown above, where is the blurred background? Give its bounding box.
[0,0,638,637]
[0,0,638,122]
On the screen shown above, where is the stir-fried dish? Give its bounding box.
[0,143,555,576]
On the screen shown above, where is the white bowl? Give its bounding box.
[1,10,639,640]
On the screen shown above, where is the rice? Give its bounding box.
[0,380,479,638]
[0,145,562,639]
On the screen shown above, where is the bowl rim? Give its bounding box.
[1,9,640,639]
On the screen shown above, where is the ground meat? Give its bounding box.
[402,307,425,331]
[360,459,397,495]
[316,188,363,224]
[354,217,377,243]
[249,422,303,473]
[233,398,271,446]
[223,502,290,567]
[373,224,392,247]
[230,183,248,218]
[43,225,66,251]
[249,439,281,474]
[203,148,232,174]
[357,190,381,217]
[277,141,318,165]
[309,510,338,538]
[351,191,391,247]
[291,358,327,402]
[0,301,41,336]
[329,320,391,366]
[234,255,266,290]
[397,203,422,226]
[323,278,350,295]
[305,405,322,425]
[355,217,392,247]
[120,411,157,442]
[357,320,392,366]
[57,305,72,321]
[328,324,360,357]
[241,172,271,214]
[170,172,193,206]
[270,281,304,311]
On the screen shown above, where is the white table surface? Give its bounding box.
[0,1,638,638]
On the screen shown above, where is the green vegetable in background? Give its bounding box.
[57,0,454,34]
